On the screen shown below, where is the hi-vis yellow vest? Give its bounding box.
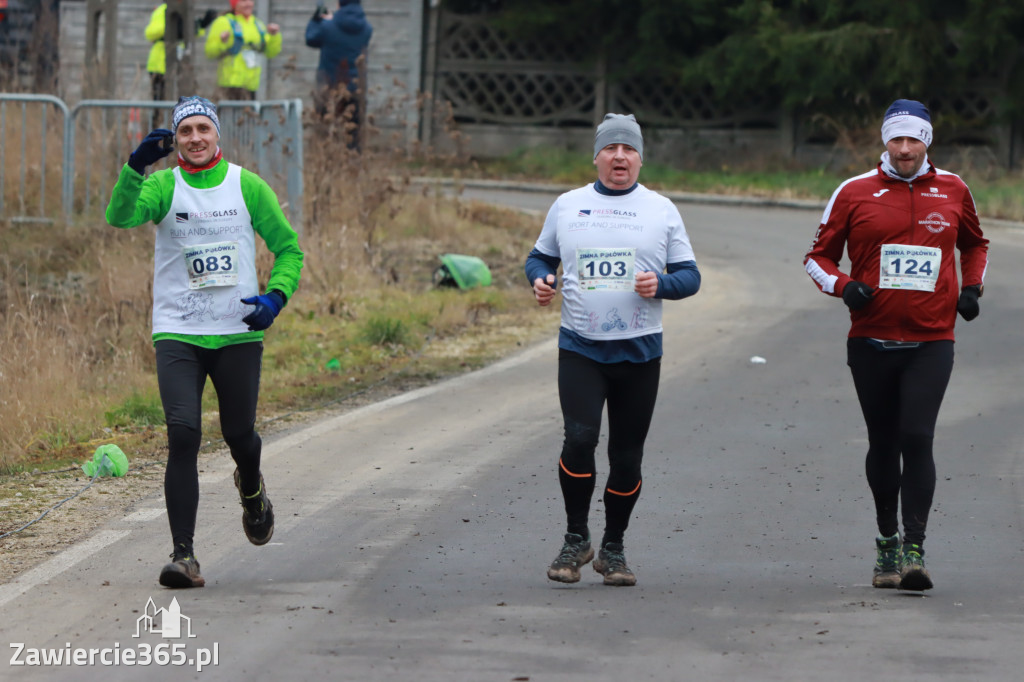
[204,13,282,92]
[145,4,208,76]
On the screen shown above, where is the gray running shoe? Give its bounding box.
[547,533,594,583]
[234,468,274,546]
[872,533,901,589]
[159,545,205,588]
[899,543,933,591]
[593,542,636,586]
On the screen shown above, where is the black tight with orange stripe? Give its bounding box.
[557,349,660,546]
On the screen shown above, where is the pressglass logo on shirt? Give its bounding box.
[8,597,219,672]
[920,212,949,234]
[586,208,637,218]
[921,187,948,199]
[189,209,239,219]
[175,212,189,224]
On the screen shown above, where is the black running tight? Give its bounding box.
[155,340,264,550]
[556,349,660,547]
[847,338,954,547]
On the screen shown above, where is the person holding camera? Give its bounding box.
[305,0,373,146]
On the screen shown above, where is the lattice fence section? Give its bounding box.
[434,12,780,129]
[930,89,999,143]
[438,14,586,64]
[435,14,594,125]
[613,80,779,128]
[439,71,595,125]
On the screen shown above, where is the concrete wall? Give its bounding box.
[58,0,424,144]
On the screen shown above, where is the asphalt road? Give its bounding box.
[2,189,1023,681]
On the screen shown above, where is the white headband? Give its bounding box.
[881,114,933,147]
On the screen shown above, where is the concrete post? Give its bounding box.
[164,0,197,100]
[420,0,440,149]
[84,0,119,98]
[255,0,270,100]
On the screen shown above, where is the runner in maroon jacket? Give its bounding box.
[804,98,989,591]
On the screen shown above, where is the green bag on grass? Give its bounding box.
[433,254,492,290]
[82,444,129,478]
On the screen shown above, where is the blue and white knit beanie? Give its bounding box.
[594,113,644,161]
[172,96,221,136]
[881,99,932,147]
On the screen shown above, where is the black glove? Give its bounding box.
[957,285,981,321]
[199,9,218,30]
[842,281,874,311]
[128,129,174,174]
[311,5,326,22]
[241,290,286,331]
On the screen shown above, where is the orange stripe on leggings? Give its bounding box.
[559,458,593,478]
[606,479,642,496]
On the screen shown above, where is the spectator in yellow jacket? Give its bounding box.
[145,4,218,104]
[204,0,282,100]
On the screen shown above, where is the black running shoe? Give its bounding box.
[593,542,636,586]
[159,545,205,588]
[547,533,594,583]
[899,543,933,591]
[234,468,274,546]
[872,533,901,589]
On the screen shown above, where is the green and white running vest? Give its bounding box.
[152,163,258,335]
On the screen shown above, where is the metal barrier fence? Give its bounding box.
[0,94,69,224]
[0,95,304,231]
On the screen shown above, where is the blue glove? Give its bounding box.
[240,291,286,331]
[128,129,174,174]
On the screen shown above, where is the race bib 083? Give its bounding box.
[183,241,240,289]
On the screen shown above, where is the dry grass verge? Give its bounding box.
[0,93,560,584]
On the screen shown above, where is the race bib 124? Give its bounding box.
[878,243,941,292]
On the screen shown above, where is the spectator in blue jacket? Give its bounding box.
[306,0,373,147]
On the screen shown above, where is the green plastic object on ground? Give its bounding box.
[434,254,492,290]
[82,444,130,478]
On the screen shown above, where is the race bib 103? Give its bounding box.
[577,247,636,292]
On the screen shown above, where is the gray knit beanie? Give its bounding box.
[593,113,643,161]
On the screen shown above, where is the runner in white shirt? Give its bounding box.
[106,96,304,588]
[526,114,701,586]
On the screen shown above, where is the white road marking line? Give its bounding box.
[121,508,166,523]
[0,530,130,608]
